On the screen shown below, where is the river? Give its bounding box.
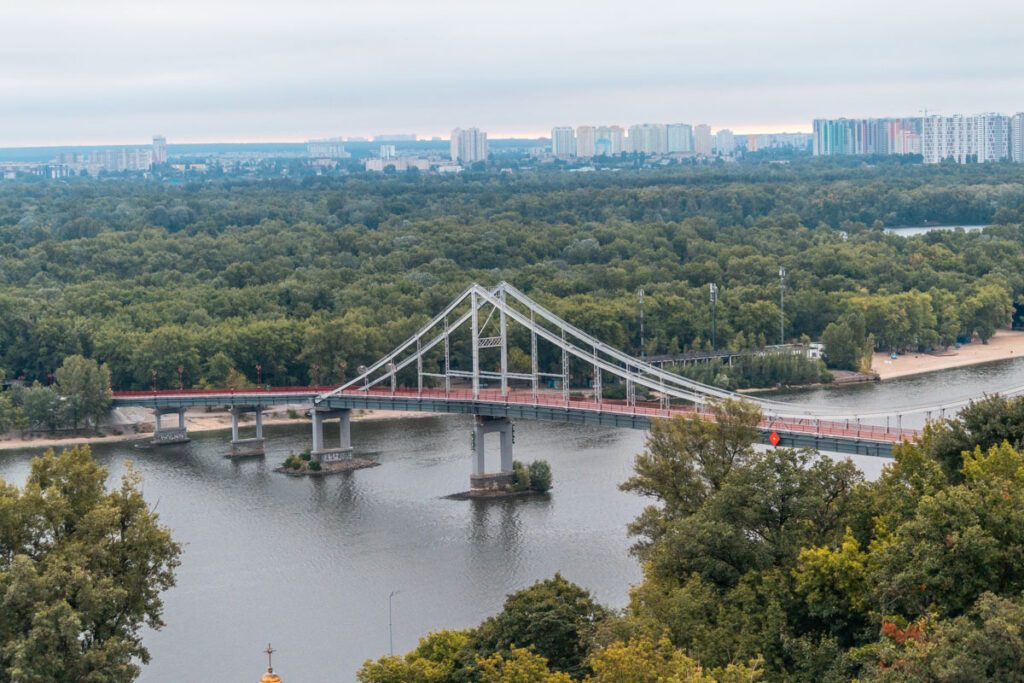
[2,357,1024,681]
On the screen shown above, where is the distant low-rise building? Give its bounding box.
[306,138,351,158]
[364,157,432,172]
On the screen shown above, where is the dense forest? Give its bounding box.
[1,160,1024,390]
[358,397,1024,682]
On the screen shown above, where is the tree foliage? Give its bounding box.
[0,446,181,682]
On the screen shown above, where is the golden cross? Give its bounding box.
[265,643,275,672]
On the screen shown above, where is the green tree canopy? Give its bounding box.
[0,446,181,682]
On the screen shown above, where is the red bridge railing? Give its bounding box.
[111,386,919,444]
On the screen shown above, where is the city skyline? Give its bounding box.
[4,0,1024,146]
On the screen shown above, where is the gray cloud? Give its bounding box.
[2,0,1023,145]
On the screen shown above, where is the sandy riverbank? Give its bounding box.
[0,406,437,452]
[872,330,1024,380]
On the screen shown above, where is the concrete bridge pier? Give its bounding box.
[152,407,190,445]
[311,407,353,463]
[470,415,515,492]
[229,406,266,457]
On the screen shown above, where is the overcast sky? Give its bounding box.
[2,0,1023,146]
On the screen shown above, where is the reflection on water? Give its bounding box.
[1,359,1020,681]
[0,416,646,683]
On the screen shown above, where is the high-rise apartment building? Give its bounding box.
[152,135,167,165]
[666,124,693,153]
[627,124,668,154]
[380,144,397,160]
[693,124,713,156]
[715,129,736,155]
[920,114,1010,164]
[595,126,625,155]
[575,126,596,158]
[976,113,1010,163]
[813,118,922,157]
[551,127,576,156]
[450,128,488,164]
[1012,114,1024,163]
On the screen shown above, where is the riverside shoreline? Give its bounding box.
[872,330,1024,381]
[0,406,436,452]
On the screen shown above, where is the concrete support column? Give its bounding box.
[228,405,266,457]
[338,409,351,451]
[152,407,190,446]
[311,407,353,463]
[311,409,325,454]
[499,424,513,473]
[470,415,515,491]
[474,421,486,476]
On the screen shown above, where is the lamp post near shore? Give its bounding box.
[389,590,401,656]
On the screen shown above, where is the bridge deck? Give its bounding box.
[112,387,914,458]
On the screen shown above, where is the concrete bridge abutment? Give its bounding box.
[229,406,266,457]
[470,415,515,491]
[152,407,190,445]
[311,407,353,463]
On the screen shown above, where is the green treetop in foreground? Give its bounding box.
[0,446,181,682]
[367,395,1024,682]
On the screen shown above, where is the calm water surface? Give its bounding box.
[3,357,1023,681]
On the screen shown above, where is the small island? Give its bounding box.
[450,459,553,500]
[274,450,379,476]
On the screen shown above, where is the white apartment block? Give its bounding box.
[693,124,713,156]
[922,113,1010,164]
[1012,114,1024,163]
[307,138,350,158]
[627,124,668,154]
[575,126,596,158]
[595,126,625,155]
[551,127,576,156]
[450,127,488,164]
[152,135,168,164]
[715,129,736,155]
[667,124,693,152]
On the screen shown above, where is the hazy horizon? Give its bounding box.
[3,0,1023,147]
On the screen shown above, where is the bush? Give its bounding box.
[300,450,312,461]
[287,408,299,419]
[308,460,322,471]
[283,455,302,470]
[528,460,552,492]
[511,461,532,492]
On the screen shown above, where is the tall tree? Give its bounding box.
[0,446,181,682]
[55,355,112,431]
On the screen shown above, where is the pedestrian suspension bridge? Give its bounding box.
[112,283,995,488]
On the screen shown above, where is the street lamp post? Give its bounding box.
[709,283,718,350]
[779,266,786,345]
[389,590,401,656]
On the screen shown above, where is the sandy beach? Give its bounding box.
[872,329,1024,380]
[0,405,436,452]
